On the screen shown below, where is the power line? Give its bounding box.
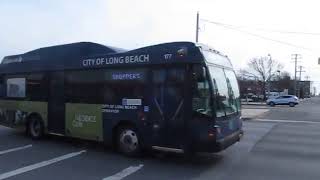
[201,19,313,51]
[200,19,320,36]
[255,29,320,36]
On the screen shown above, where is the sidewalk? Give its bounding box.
[241,102,266,106]
[241,106,270,120]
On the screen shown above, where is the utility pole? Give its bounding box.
[305,75,310,81]
[267,54,272,97]
[291,54,301,96]
[196,12,199,43]
[298,66,305,81]
[297,65,305,98]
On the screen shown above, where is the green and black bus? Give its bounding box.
[0,41,242,156]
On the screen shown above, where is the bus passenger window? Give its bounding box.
[6,78,26,98]
[0,77,4,97]
[26,74,48,101]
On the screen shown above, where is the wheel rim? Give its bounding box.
[30,119,41,137]
[119,129,139,153]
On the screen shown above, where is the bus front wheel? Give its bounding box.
[117,126,141,156]
[27,116,44,140]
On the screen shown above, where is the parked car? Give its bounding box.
[241,98,253,102]
[266,95,299,107]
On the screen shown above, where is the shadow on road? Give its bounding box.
[3,128,224,166]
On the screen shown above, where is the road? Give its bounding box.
[0,97,320,180]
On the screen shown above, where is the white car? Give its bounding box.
[266,95,299,107]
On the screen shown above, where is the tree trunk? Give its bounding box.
[262,82,267,100]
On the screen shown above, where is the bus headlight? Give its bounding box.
[214,125,221,134]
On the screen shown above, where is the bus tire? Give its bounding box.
[27,115,44,140]
[117,126,141,156]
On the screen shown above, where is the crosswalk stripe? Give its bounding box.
[0,145,32,155]
[103,164,144,180]
[0,150,86,180]
[253,119,320,124]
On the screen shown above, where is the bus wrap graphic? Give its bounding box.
[82,54,150,67]
[65,103,103,141]
[111,73,142,80]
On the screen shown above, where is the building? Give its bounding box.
[238,78,311,99]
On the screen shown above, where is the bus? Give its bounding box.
[0,41,243,156]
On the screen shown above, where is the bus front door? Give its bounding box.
[48,72,65,134]
[151,68,186,150]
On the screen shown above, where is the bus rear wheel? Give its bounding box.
[27,116,44,140]
[117,126,141,156]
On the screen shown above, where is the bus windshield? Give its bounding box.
[208,66,240,117]
[202,50,233,68]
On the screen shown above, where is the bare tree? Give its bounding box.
[243,55,283,99]
[275,71,292,92]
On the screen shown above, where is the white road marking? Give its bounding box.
[253,118,320,124]
[0,145,32,155]
[103,164,144,180]
[0,150,86,180]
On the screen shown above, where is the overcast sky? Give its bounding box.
[1,0,320,93]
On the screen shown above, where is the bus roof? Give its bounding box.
[0,41,231,74]
[1,42,123,64]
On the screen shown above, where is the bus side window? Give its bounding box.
[6,77,26,98]
[65,70,106,104]
[107,69,146,104]
[26,74,48,101]
[0,77,4,98]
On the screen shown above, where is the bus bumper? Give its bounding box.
[194,129,243,153]
[214,130,243,152]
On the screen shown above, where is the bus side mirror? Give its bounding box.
[218,94,226,101]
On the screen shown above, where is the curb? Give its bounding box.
[241,103,267,106]
[242,117,252,121]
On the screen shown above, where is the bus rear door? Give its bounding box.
[48,72,65,134]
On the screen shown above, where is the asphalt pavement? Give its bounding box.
[0,97,320,180]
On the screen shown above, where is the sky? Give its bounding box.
[1,0,320,93]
